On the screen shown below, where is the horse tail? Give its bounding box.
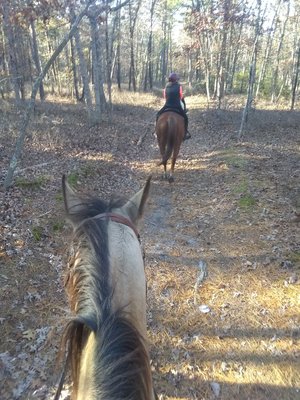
[159,115,175,165]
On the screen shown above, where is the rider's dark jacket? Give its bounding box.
[164,82,183,110]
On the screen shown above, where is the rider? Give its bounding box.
[156,72,191,140]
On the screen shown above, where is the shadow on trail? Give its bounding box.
[154,375,299,400]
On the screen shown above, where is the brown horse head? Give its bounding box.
[156,111,185,183]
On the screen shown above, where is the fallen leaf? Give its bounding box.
[23,329,36,340]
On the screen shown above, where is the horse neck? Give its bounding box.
[71,219,154,400]
[107,220,147,334]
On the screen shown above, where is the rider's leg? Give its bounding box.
[183,114,191,140]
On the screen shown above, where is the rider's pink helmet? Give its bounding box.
[168,72,179,82]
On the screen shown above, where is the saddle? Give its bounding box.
[160,107,185,118]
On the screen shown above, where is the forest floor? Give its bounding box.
[0,90,299,400]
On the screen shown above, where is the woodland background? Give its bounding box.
[0,0,299,118]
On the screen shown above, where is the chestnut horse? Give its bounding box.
[55,176,156,400]
[156,111,185,183]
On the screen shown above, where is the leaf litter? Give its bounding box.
[0,92,299,399]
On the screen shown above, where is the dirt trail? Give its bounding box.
[0,94,299,399]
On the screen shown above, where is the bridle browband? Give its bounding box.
[93,212,140,240]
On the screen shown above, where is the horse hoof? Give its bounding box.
[168,176,174,183]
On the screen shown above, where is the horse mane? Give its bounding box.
[94,310,153,399]
[56,194,153,400]
[57,311,153,400]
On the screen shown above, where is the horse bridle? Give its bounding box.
[94,212,140,241]
[95,212,145,261]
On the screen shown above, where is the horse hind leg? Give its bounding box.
[168,173,174,183]
[157,158,168,180]
[162,162,168,180]
[168,156,177,183]
[168,136,182,183]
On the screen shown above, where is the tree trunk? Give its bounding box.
[199,32,211,101]
[45,29,57,94]
[96,27,107,113]
[187,50,192,88]
[116,7,122,90]
[89,15,102,121]
[271,1,290,102]
[290,39,300,110]
[70,6,94,122]
[4,0,96,190]
[227,16,244,93]
[160,0,170,87]
[128,0,141,91]
[2,0,21,103]
[15,24,26,100]
[238,0,262,139]
[217,0,230,109]
[256,0,281,97]
[105,3,113,110]
[30,18,45,101]
[70,36,82,101]
[143,0,157,91]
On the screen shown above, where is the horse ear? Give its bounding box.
[121,176,151,223]
[62,175,83,215]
